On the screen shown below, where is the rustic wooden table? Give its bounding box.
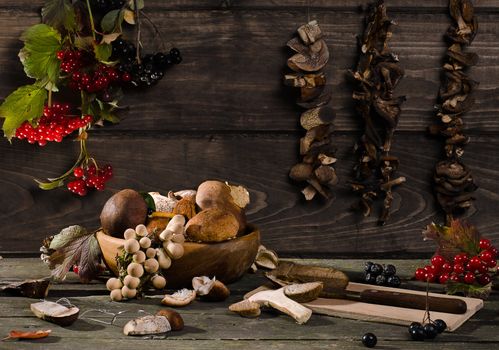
[0,258,497,350]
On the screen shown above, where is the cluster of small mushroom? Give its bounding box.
[106,215,187,301]
[285,20,338,201]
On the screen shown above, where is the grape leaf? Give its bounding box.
[93,42,112,62]
[48,225,102,282]
[101,9,123,33]
[0,84,47,140]
[18,24,62,86]
[422,219,480,261]
[42,0,77,32]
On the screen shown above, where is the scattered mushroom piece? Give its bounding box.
[123,315,171,336]
[156,309,184,331]
[254,245,279,270]
[283,282,323,303]
[247,287,312,324]
[192,276,230,302]
[149,192,178,213]
[30,301,79,327]
[161,289,196,307]
[229,300,261,318]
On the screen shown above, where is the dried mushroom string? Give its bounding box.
[429,0,478,224]
[285,20,339,201]
[350,0,406,225]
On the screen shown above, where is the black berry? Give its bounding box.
[423,323,438,339]
[433,319,447,333]
[387,275,401,287]
[364,261,374,273]
[408,322,425,341]
[361,333,377,348]
[375,274,386,286]
[365,273,377,284]
[383,264,396,276]
[369,263,383,275]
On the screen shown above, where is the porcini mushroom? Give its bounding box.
[229,300,261,318]
[161,289,196,307]
[192,276,230,302]
[283,282,323,303]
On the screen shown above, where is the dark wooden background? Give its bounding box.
[1,0,499,256]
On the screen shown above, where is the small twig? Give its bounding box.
[85,0,97,40]
[47,90,52,108]
[140,10,169,51]
[134,0,141,64]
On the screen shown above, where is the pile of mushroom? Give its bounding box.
[284,20,338,201]
[349,0,406,225]
[429,0,477,222]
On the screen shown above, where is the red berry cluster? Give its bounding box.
[15,104,92,146]
[57,49,130,93]
[67,163,113,196]
[415,239,498,286]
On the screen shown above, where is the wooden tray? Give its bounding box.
[247,283,483,331]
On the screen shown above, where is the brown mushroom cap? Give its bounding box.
[161,289,196,307]
[229,300,261,318]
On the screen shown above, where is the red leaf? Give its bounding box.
[3,329,51,341]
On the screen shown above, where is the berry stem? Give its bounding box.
[140,10,168,51]
[134,0,142,64]
[85,0,97,41]
[44,138,89,183]
[47,90,52,108]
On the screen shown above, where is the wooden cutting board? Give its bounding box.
[246,283,483,331]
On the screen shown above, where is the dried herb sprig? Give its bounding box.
[350,0,406,225]
[429,0,478,224]
[285,20,338,201]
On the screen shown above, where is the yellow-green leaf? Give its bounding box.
[19,24,62,86]
[94,43,112,62]
[0,85,47,140]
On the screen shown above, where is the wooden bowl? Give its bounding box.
[96,226,260,289]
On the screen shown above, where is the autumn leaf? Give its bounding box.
[446,281,491,299]
[3,329,51,341]
[48,225,102,283]
[422,219,480,261]
[42,0,77,32]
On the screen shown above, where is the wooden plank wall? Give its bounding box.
[1,0,499,256]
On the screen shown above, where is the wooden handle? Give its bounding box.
[359,289,468,314]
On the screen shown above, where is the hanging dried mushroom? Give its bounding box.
[349,0,406,225]
[285,20,338,201]
[429,0,478,223]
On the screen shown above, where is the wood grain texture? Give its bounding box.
[0,1,498,255]
[0,4,499,131]
[1,133,498,255]
[0,258,498,350]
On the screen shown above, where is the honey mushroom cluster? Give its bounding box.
[429,0,478,221]
[284,20,338,201]
[106,216,187,301]
[349,0,406,225]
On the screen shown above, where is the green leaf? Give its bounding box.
[42,0,77,32]
[19,24,62,85]
[101,9,123,33]
[0,85,47,140]
[140,192,156,212]
[35,178,65,190]
[93,42,112,62]
[129,0,144,10]
[74,36,94,51]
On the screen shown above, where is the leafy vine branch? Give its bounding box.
[0,0,181,196]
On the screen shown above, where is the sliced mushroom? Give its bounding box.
[123,315,171,336]
[287,39,329,72]
[192,276,230,302]
[31,301,79,327]
[229,300,261,318]
[255,245,279,270]
[297,20,323,45]
[283,282,324,303]
[161,289,196,307]
[300,106,335,130]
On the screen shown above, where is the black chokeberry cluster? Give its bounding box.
[408,319,446,341]
[111,38,182,87]
[364,262,401,288]
[88,0,125,14]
